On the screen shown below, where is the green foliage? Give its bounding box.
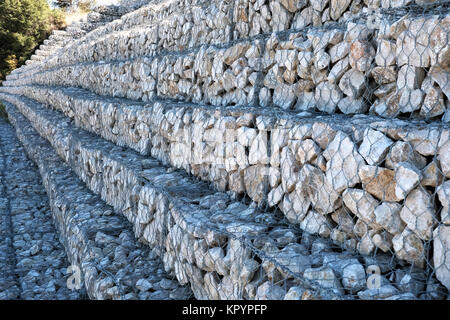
[0,102,8,119]
[0,0,65,81]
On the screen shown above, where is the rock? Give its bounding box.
[324,131,365,193]
[438,133,450,178]
[357,285,399,300]
[314,82,342,113]
[273,83,298,109]
[437,181,450,225]
[395,270,426,295]
[284,286,307,300]
[298,164,340,214]
[392,228,425,266]
[331,208,355,234]
[269,0,291,32]
[255,281,285,300]
[330,0,352,21]
[372,232,393,252]
[343,188,380,230]
[375,40,396,67]
[223,43,250,65]
[311,122,337,149]
[433,225,450,291]
[329,42,350,63]
[398,89,424,113]
[311,0,329,11]
[397,65,425,91]
[280,146,298,193]
[358,165,401,202]
[297,51,313,79]
[295,139,320,165]
[421,160,443,187]
[374,202,404,235]
[136,279,153,292]
[303,266,343,295]
[337,97,367,114]
[279,0,305,12]
[299,210,332,238]
[244,165,268,203]
[400,188,435,241]
[394,162,421,200]
[371,66,397,85]
[339,69,366,98]
[342,263,366,293]
[397,128,440,157]
[275,49,298,71]
[359,129,393,166]
[344,22,370,42]
[420,86,446,118]
[314,50,330,70]
[349,40,375,72]
[385,141,427,170]
[294,91,316,111]
[328,57,350,83]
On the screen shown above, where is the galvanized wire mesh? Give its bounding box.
[0,0,449,300]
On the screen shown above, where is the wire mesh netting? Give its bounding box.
[0,0,449,300]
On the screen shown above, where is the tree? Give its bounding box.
[0,0,64,80]
[54,0,72,8]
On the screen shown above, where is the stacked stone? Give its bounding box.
[0,119,84,299]
[1,0,449,300]
[0,92,441,300]
[2,103,192,300]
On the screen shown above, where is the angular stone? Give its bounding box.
[397,65,425,91]
[394,162,421,200]
[349,40,375,72]
[223,43,251,65]
[329,42,350,63]
[385,141,427,170]
[298,164,340,214]
[255,281,285,300]
[337,97,367,114]
[398,89,424,113]
[314,50,330,70]
[371,66,397,85]
[358,285,399,300]
[421,160,443,187]
[314,82,342,113]
[269,0,291,32]
[374,202,404,235]
[437,181,450,225]
[299,210,332,238]
[375,40,396,67]
[324,131,365,193]
[328,57,350,83]
[275,49,298,71]
[339,69,366,98]
[392,228,425,266]
[330,0,352,21]
[420,86,446,118]
[342,262,366,293]
[303,266,344,295]
[311,122,337,149]
[433,225,450,290]
[358,165,401,202]
[243,164,268,203]
[310,0,329,11]
[343,188,380,230]
[400,188,435,241]
[359,129,393,166]
[295,139,321,165]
